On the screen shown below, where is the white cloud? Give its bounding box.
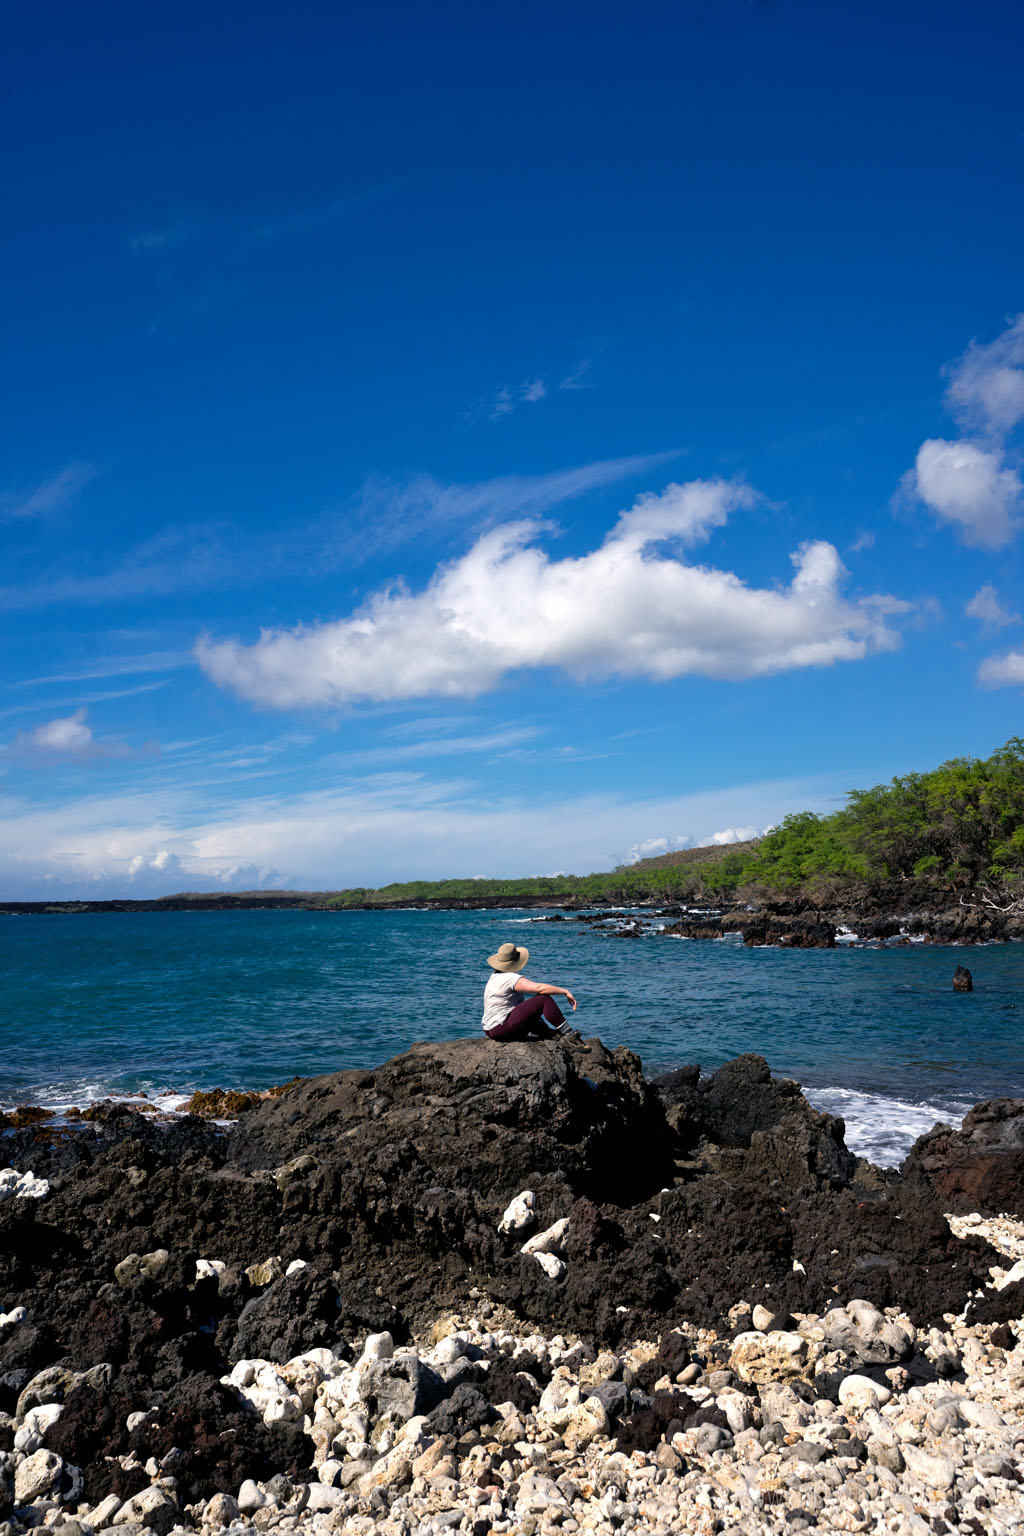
[622,835,693,865]
[965,584,1021,629]
[903,317,1024,549]
[198,478,902,710]
[977,648,1024,688]
[125,849,283,892]
[622,822,765,864]
[945,314,1024,437]
[699,824,764,846]
[127,849,183,878]
[0,769,854,899]
[907,439,1023,549]
[7,709,131,762]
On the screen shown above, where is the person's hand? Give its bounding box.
[564,990,577,1011]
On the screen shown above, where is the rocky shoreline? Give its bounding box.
[2,1038,1023,1535]
[6,890,1021,945]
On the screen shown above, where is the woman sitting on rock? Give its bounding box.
[481,942,577,1040]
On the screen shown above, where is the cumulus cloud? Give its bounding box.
[127,849,183,879]
[621,823,765,864]
[945,314,1024,437]
[977,649,1024,688]
[197,478,902,711]
[966,584,1021,629]
[622,835,693,865]
[699,824,764,846]
[908,439,1023,549]
[8,709,131,762]
[904,317,1024,548]
[126,849,284,891]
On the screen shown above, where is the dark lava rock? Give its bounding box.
[903,1099,1024,1216]
[740,917,837,948]
[652,1054,857,1189]
[0,1035,1010,1449]
[228,1036,678,1206]
[46,1375,313,1505]
[216,1269,346,1364]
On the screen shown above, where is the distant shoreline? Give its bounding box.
[2,890,1021,946]
[0,894,578,915]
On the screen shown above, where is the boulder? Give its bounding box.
[903,1098,1024,1215]
[820,1300,914,1364]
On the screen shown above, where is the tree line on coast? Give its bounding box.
[324,738,1024,910]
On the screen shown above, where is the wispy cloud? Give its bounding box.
[0,522,238,613]
[0,767,857,898]
[559,357,598,391]
[469,378,548,423]
[0,681,171,723]
[132,182,405,259]
[332,450,684,566]
[198,477,905,711]
[965,584,1020,630]
[0,454,680,613]
[336,725,542,767]
[129,214,200,253]
[902,315,1024,549]
[14,651,193,687]
[242,180,405,246]
[1,463,96,521]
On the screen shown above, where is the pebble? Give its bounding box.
[1,1217,1023,1536]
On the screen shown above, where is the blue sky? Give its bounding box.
[2,0,1023,897]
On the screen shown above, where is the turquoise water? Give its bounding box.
[2,909,1022,1164]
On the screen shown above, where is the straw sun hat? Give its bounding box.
[487,941,529,972]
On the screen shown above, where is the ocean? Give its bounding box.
[2,908,1022,1167]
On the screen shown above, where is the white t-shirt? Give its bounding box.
[481,970,522,1033]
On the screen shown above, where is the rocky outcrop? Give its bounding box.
[903,1098,1024,1216]
[1,1039,1022,1528]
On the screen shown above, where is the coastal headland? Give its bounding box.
[1,1038,1023,1535]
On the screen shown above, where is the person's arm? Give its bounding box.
[514,976,577,1011]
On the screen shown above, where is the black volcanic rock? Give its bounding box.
[903,1097,1024,1216]
[652,1054,857,1190]
[0,1037,1012,1393]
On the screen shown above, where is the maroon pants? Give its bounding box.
[485,993,566,1040]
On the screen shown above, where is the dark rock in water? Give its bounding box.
[741,917,837,948]
[903,1098,1024,1216]
[953,964,974,992]
[660,917,725,940]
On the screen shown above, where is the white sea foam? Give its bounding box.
[804,1085,976,1168]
